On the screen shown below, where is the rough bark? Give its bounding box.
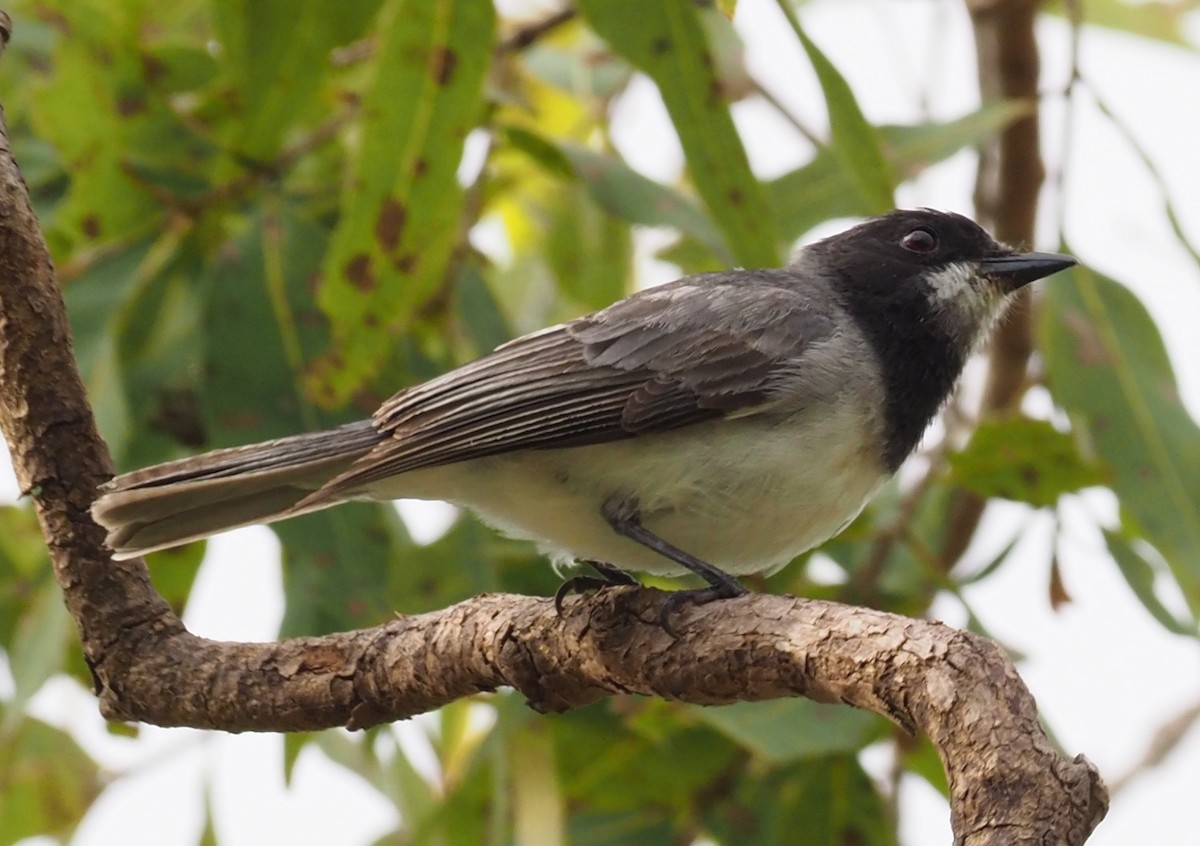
[0,11,1106,845]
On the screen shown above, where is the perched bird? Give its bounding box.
[92,209,1074,620]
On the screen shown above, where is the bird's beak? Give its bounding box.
[980,251,1077,290]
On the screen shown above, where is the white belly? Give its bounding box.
[382,402,889,578]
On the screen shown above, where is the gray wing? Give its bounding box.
[319,271,837,492]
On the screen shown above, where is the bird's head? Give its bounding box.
[810,208,1076,346]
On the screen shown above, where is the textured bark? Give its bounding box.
[942,0,1049,569]
[0,12,1106,845]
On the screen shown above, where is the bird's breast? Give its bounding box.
[394,391,891,578]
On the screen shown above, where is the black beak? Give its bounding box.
[980,251,1077,289]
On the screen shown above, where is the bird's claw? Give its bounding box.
[553,561,639,616]
[658,581,748,637]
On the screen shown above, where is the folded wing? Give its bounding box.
[312,272,836,497]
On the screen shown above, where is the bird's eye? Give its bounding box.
[901,228,939,254]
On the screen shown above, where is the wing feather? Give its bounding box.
[313,273,837,499]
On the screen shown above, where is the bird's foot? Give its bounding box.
[659,577,748,637]
[553,560,639,615]
[599,502,750,634]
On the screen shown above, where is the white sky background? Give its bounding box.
[2,1,1200,844]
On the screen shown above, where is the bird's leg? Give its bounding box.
[553,559,639,615]
[585,559,640,585]
[601,499,747,634]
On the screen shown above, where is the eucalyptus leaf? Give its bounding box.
[947,417,1106,508]
[562,145,728,262]
[202,210,411,635]
[1040,262,1200,617]
[0,718,103,845]
[210,0,383,159]
[1104,530,1198,637]
[310,0,495,405]
[693,699,885,762]
[546,180,634,310]
[788,20,894,212]
[704,754,899,846]
[768,103,1032,244]
[577,0,780,267]
[3,581,72,730]
[568,811,678,846]
[1046,0,1194,46]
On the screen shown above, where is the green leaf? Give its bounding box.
[554,703,740,815]
[1040,262,1200,617]
[821,479,958,609]
[509,723,565,846]
[1046,0,1194,47]
[386,738,443,836]
[1104,530,1198,637]
[276,505,408,635]
[523,36,635,103]
[29,7,210,252]
[768,104,1030,242]
[309,0,495,405]
[698,5,753,102]
[947,417,1106,508]
[883,100,1033,177]
[202,209,411,634]
[654,234,727,276]
[776,9,894,212]
[693,700,885,762]
[0,507,54,648]
[455,262,514,358]
[576,0,780,267]
[956,528,1023,585]
[3,581,73,731]
[385,512,554,616]
[0,718,103,845]
[32,44,160,250]
[145,541,206,616]
[560,145,729,262]
[383,715,497,846]
[197,783,219,846]
[62,240,153,461]
[283,732,316,785]
[315,730,382,785]
[899,735,950,798]
[704,754,899,846]
[211,0,384,160]
[568,811,678,846]
[502,126,576,179]
[545,180,633,311]
[140,41,220,95]
[111,230,210,471]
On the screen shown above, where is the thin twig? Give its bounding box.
[752,79,824,148]
[939,0,1049,571]
[1108,699,1200,795]
[1080,79,1200,272]
[499,8,575,54]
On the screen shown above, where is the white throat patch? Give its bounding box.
[922,262,1000,345]
[924,262,979,305]
[921,260,988,319]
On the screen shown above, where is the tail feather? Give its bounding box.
[92,421,381,559]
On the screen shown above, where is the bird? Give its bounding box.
[91,209,1075,621]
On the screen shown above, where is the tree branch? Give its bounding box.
[0,13,1105,844]
[941,0,1049,569]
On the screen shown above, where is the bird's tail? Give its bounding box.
[91,421,381,560]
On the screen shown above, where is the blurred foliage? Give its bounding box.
[0,0,1197,844]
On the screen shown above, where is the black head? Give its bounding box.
[808,209,1075,470]
[811,208,1074,313]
